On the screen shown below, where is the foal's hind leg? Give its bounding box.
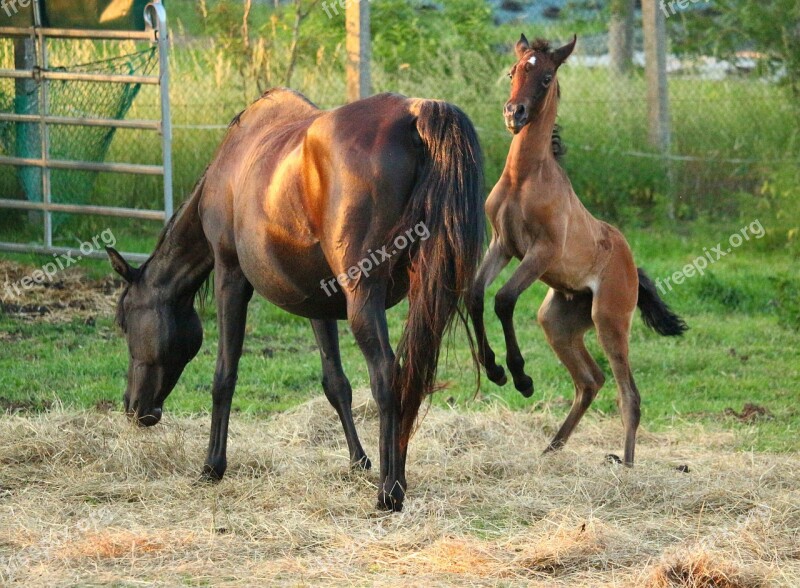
[467,240,511,385]
[538,289,605,453]
[311,319,371,470]
[592,282,640,465]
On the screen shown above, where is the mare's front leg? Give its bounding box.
[202,265,253,480]
[494,248,551,397]
[347,286,405,511]
[310,318,371,470]
[467,240,511,386]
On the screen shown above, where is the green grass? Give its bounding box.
[1,223,798,453]
[0,3,797,455]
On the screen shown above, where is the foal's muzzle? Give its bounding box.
[504,102,528,133]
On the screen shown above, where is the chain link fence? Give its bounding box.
[0,24,796,252]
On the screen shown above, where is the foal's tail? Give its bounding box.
[393,99,485,448]
[637,268,688,337]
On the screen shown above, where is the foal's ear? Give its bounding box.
[106,247,138,283]
[515,33,530,59]
[552,34,577,67]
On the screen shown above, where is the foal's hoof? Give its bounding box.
[514,375,534,398]
[486,365,508,386]
[351,455,372,471]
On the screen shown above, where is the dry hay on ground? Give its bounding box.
[1,391,798,587]
[0,259,120,324]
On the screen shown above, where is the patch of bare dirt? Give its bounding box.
[724,403,772,423]
[0,259,122,323]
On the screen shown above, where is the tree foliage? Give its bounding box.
[672,0,800,94]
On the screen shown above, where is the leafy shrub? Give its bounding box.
[757,162,800,258]
[772,275,800,330]
[372,0,493,73]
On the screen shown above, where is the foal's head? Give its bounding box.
[504,34,576,134]
[107,248,203,427]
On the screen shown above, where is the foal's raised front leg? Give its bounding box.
[311,318,371,470]
[494,247,551,397]
[202,265,253,480]
[347,287,405,511]
[467,240,511,386]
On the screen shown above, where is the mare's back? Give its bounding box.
[210,88,321,181]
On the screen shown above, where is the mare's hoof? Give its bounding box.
[377,492,404,512]
[486,365,508,386]
[604,454,622,465]
[514,375,534,397]
[351,455,372,471]
[542,442,563,455]
[377,482,405,512]
[199,464,225,484]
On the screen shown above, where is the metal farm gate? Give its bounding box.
[0,0,172,263]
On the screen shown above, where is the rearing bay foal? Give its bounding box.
[468,35,687,465]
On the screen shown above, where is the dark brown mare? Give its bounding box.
[106,88,484,511]
[467,35,686,465]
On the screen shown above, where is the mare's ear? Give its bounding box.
[552,35,577,67]
[515,33,530,59]
[106,247,138,283]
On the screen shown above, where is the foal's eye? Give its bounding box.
[543,74,553,87]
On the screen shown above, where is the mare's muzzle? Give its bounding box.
[124,394,163,427]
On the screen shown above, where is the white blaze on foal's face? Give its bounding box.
[527,55,537,66]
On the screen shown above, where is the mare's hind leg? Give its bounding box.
[467,240,511,385]
[494,248,550,397]
[592,277,640,465]
[203,265,254,480]
[347,286,405,511]
[311,318,371,470]
[538,289,606,453]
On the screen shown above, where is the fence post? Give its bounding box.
[642,0,674,217]
[346,0,370,102]
[14,37,41,216]
[609,0,635,75]
[642,0,670,151]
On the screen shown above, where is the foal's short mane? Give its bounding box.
[530,38,551,53]
[551,123,566,162]
[521,38,567,162]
